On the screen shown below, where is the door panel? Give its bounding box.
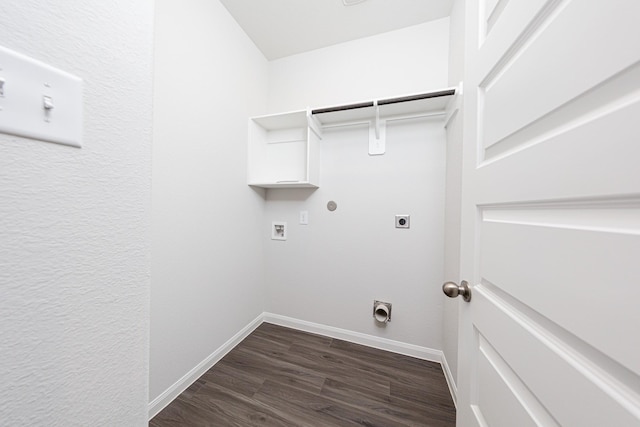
[457,0,640,425]
[478,92,640,200]
[480,0,549,55]
[473,288,640,426]
[480,0,640,152]
[476,331,555,427]
[480,216,640,375]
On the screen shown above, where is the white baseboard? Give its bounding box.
[147,313,263,420]
[149,312,458,419]
[440,351,458,408]
[262,312,442,363]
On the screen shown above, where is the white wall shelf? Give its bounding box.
[248,110,321,189]
[247,87,456,188]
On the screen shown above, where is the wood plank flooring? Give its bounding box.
[150,323,456,426]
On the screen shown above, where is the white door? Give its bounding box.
[454,0,640,425]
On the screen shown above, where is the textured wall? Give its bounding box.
[150,0,268,403]
[0,1,153,426]
[264,19,450,350]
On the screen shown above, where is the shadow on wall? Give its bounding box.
[258,187,318,202]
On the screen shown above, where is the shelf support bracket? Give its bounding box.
[306,108,323,140]
[369,100,385,155]
[444,81,463,129]
[374,100,380,140]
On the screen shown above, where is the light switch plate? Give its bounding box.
[299,210,309,225]
[0,45,83,147]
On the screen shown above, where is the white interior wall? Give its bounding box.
[150,0,268,405]
[264,19,450,350]
[268,20,450,113]
[442,0,466,390]
[0,1,153,425]
[0,2,457,423]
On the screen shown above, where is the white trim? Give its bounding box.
[147,313,263,420]
[149,312,459,419]
[440,351,458,408]
[262,312,442,362]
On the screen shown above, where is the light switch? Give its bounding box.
[43,95,54,110]
[0,45,83,147]
[299,210,309,225]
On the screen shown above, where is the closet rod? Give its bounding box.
[312,101,374,115]
[378,89,455,106]
[311,88,456,115]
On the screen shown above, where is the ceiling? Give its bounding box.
[219,0,453,60]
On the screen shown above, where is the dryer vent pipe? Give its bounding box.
[373,301,391,324]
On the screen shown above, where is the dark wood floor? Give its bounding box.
[150,323,456,426]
